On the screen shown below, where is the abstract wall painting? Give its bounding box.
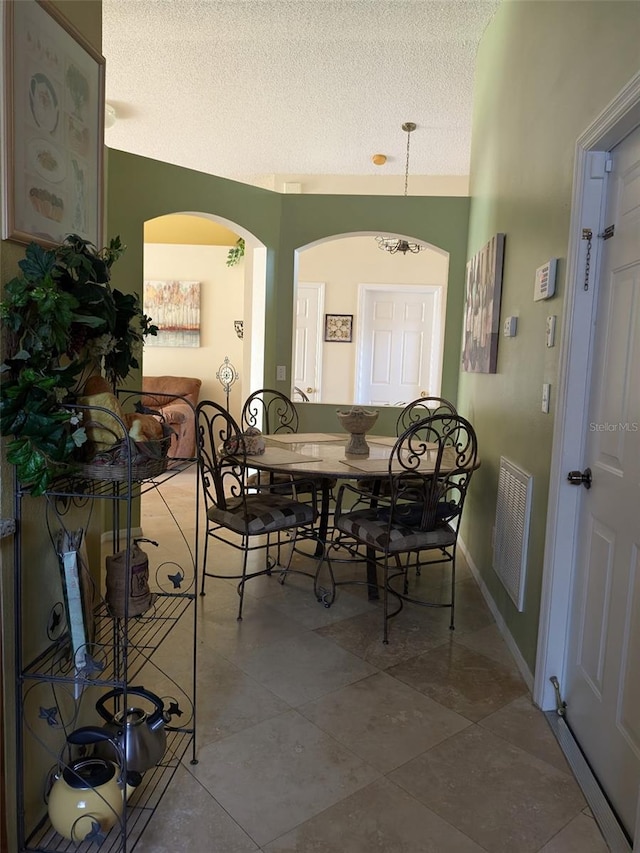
[461,233,506,373]
[143,280,201,347]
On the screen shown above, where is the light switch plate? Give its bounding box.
[542,383,550,413]
[276,365,286,381]
[503,316,517,337]
[546,315,556,347]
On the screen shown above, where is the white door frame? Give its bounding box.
[534,72,640,714]
[354,282,445,405]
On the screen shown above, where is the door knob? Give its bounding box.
[306,387,314,393]
[420,390,428,398]
[567,468,592,489]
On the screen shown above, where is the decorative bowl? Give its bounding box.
[336,407,379,455]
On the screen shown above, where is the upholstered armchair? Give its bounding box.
[141,375,202,459]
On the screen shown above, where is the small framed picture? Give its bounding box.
[325,313,353,343]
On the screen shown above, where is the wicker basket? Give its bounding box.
[77,428,172,482]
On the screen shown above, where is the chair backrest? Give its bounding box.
[292,386,310,402]
[387,413,478,532]
[196,400,248,512]
[241,388,299,434]
[395,396,457,434]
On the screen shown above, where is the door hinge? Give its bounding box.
[600,224,615,240]
[550,675,567,716]
[605,157,613,172]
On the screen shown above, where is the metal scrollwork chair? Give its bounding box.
[196,401,325,619]
[326,413,478,643]
[241,387,336,507]
[242,388,299,434]
[395,396,457,433]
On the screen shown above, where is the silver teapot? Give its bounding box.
[95,686,169,773]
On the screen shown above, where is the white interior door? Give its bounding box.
[564,124,640,839]
[355,285,443,406]
[293,282,323,402]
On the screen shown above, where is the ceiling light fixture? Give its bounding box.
[376,122,426,256]
[105,102,117,129]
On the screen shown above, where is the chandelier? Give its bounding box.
[376,122,426,255]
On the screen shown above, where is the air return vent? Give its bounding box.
[493,457,533,612]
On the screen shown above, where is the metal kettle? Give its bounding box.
[95,686,169,773]
[47,727,140,842]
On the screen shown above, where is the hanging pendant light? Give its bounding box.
[376,122,426,255]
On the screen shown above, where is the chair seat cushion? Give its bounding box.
[335,508,455,553]
[208,493,316,535]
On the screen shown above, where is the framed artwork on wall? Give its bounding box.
[1,0,105,247]
[461,233,506,373]
[143,280,201,347]
[325,313,353,343]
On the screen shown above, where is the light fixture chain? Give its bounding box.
[404,128,410,197]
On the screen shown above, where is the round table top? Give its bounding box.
[247,432,475,479]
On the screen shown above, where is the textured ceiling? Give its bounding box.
[102,0,500,184]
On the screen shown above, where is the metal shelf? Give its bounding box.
[22,592,194,686]
[14,421,198,853]
[23,730,194,852]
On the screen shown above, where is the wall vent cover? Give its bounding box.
[493,457,533,612]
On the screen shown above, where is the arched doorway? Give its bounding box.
[294,233,450,405]
[142,212,266,423]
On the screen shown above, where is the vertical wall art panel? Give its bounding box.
[2,0,105,246]
[461,233,506,373]
[143,280,201,347]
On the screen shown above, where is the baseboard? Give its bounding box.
[544,712,632,852]
[457,537,534,692]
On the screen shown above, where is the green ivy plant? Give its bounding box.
[226,237,245,267]
[0,234,157,495]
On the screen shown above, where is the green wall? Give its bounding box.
[106,149,470,416]
[458,0,640,671]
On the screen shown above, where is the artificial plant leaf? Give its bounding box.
[18,242,56,282]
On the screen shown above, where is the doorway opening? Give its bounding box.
[142,212,266,424]
[294,233,449,406]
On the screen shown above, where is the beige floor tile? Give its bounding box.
[263,777,487,853]
[389,725,586,853]
[258,569,373,630]
[387,641,527,721]
[539,812,610,853]
[299,671,471,773]
[479,695,572,775]
[417,575,496,636]
[198,593,312,667]
[141,652,289,748]
[189,709,380,847]
[134,766,259,853]
[315,605,453,668]
[454,623,523,676]
[233,629,377,706]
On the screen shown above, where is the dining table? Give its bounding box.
[246,431,473,600]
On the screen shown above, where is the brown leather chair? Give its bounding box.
[141,376,202,458]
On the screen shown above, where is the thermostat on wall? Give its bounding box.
[534,259,557,301]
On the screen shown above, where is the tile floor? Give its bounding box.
[134,470,609,852]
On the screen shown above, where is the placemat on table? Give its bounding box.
[265,432,344,444]
[339,453,440,474]
[253,447,319,465]
[368,436,439,448]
